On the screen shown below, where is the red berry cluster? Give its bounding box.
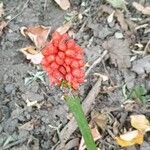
[41,32,85,90]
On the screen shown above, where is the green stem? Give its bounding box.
[65,95,97,150]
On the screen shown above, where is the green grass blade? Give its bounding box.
[65,95,97,150]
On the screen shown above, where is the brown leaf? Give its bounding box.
[102,38,131,69]
[92,112,108,131]
[115,130,144,147]
[79,126,101,150]
[56,21,72,35]
[115,10,128,31]
[20,25,51,49]
[0,21,7,36]
[133,2,150,15]
[0,3,4,17]
[54,0,70,10]
[130,115,150,132]
[19,46,43,64]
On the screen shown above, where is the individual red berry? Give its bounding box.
[67,39,75,49]
[65,57,72,65]
[53,70,63,80]
[59,66,66,75]
[76,53,82,60]
[47,55,55,63]
[50,62,59,69]
[71,60,79,68]
[46,67,53,75]
[65,50,75,57]
[72,69,81,78]
[48,44,58,54]
[65,73,72,82]
[79,70,85,78]
[52,32,61,41]
[77,77,84,83]
[58,51,65,59]
[55,56,64,65]
[42,47,50,56]
[41,58,49,66]
[78,60,84,67]
[65,65,71,73]
[61,33,69,41]
[59,42,67,51]
[72,81,80,90]
[53,39,59,47]
[74,44,83,52]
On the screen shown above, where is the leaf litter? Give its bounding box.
[102,38,131,69]
[132,2,150,16]
[20,25,51,49]
[115,114,150,147]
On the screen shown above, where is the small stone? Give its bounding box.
[5,84,15,94]
[115,32,124,39]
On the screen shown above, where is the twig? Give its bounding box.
[2,138,27,150]
[59,77,102,143]
[143,40,150,56]
[7,0,30,24]
[85,50,108,76]
[44,0,48,11]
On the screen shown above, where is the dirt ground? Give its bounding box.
[0,0,150,150]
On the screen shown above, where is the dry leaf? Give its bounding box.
[54,0,70,10]
[92,112,108,131]
[94,73,109,82]
[102,38,131,69]
[115,10,128,31]
[133,2,150,15]
[130,115,150,132]
[115,130,144,147]
[56,21,72,35]
[0,21,7,36]
[79,126,101,150]
[19,120,34,131]
[0,2,4,17]
[19,46,43,64]
[20,25,51,49]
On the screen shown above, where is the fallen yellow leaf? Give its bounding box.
[130,115,150,132]
[115,130,144,147]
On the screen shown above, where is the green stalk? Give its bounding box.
[65,95,97,150]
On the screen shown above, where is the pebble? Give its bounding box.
[5,84,15,94]
[115,32,124,39]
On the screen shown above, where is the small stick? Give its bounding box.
[143,40,150,56]
[60,77,102,143]
[2,138,27,150]
[85,50,108,77]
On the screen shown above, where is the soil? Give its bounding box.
[0,0,150,150]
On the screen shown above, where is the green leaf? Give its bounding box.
[65,95,97,150]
